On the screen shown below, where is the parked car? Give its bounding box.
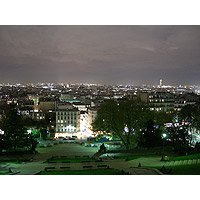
[38,140,54,147]
[66,138,77,143]
[56,137,65,144]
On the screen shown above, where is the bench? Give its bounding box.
[95,160,103,162]
[83,165,93,169]
[52,156,59,159]
[60,166,70,169]
[45,167,56,172]
[97,164,109,169]
[81,161,91,163]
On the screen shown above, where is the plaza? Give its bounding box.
[0,143,163,175]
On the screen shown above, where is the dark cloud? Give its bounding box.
[0,25,200,85]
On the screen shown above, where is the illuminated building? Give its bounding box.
[60,93,82,103]
[174,93,200,111]
[31,111,45,120]
[55,102,80,138]
[138,92,175,111]
[38,99,55,112]
[79,111,93,139]
[149,92,174,111]
[160,79,163,88]
[88,107,98,131]
[72,102,87,111]
[0,110,3,120]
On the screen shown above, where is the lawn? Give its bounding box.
[41,169,127,175]
[170,153,200,161]
[145,164,200,175]
[0,160,22,164]
[48,157,95,163]
[114,154,157,161]
[0,172,10,175]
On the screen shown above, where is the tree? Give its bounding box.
[179,104,200,132]
[138,119,162,148]
[93,100,152,149]
[119,100,152,148]
[0,103,37,152]
[39,127,49,139]
[160,108,194,155]
[0,104,26,150]
[93,100,126,146]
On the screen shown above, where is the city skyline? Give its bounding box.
[0,26,200,85]
[0,80,199,87]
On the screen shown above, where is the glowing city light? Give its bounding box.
[0,129,4,135]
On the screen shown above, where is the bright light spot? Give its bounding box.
[0,129,4,135]
[124,126,129,133]
[163,133,167,138]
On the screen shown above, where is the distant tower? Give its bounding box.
[159,79,163,87]
[33,96,39,111]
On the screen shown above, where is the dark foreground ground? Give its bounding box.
[1,143,200,175]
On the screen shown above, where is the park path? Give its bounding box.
[1,143,164,175]
[97,156,163,175]
[163,159,200,166]
[3,160,163,175]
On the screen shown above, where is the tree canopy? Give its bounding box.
[0,103,37,152]
[93,100,161,149]
[93,100,200,154]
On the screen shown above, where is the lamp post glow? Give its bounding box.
[0,129,4,135]
[161,133,167,161]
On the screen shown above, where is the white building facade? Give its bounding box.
[55,102,80,138]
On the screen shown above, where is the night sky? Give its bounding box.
[0,25,200,85]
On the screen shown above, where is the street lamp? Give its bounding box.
[161,133,167,161]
